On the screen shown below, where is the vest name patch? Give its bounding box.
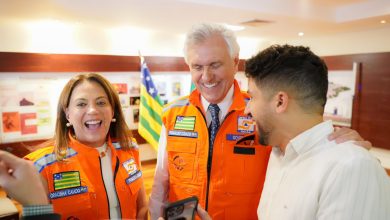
[237,116,255,133]
[168,130,198,138]
[49,186,88,199]
[174,116,196,131]
[226,134,244,141]
[126,170,142,184]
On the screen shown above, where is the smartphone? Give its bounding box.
[164,196,198,220]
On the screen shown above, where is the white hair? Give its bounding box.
[183,23,240,63]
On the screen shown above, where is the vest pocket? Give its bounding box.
[127,175,142,195]
[51,187,97,219]
[167,141,197,180]
[168,183,201,203]
[224,144,270,194]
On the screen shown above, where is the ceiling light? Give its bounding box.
[223,24,245,31]
[298,32,304,37]
[380,20,386,24]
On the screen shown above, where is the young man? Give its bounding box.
[149,23,372,220]
[245,44,390,219]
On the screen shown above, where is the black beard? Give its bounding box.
[257,126,270,146]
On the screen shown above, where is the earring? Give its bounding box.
[66,122,72,127]
[111,118,116,123]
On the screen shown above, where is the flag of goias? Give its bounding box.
[138,62,163,150]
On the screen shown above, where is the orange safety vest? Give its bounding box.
[25,135,142,220]
[163,80,272,220]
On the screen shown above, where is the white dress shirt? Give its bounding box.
[149,85,234,219]
[258,120,390,220]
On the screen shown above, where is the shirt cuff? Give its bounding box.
[23,204,54,216]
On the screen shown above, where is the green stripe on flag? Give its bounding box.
[139,116,160,143]
[174,117,195,130]
[139,108,161,137]
[55,183,81,190]
[140,96,162,124]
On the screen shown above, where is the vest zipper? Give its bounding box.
[99,156,111,219]
[197,106,235,210]
[113,157,123,218]
[195,106,211,210]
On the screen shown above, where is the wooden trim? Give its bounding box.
[0,52,189,72]
[0,52,245,72]
[0,139,47,158]
[386,169,390,177]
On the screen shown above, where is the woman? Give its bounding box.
[25,73,147,219]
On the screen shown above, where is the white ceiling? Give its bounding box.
[0,0,389,54]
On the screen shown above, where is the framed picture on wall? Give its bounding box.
[323,62,360,127]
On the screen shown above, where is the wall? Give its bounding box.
[323,52,390,150]
[283,27,390,56]
[0,52,389,158]
[0,53,190,159]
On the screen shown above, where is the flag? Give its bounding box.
[138,62,163,150]
[174,116,196,131]
[53,172,81,190]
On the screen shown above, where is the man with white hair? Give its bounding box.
[149,23,371,220]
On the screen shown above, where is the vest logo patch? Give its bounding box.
[168,130,198,138]
[173,155,186,171]
[123,158,138,176]
[237,116,255,133]
[53,171,81,191]
[126,170,142,184]
[174,116,196,131]
[49,186,88,199]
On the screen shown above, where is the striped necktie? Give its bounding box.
[207,104,220,174]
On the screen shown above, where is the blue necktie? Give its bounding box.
[207,104,220,175]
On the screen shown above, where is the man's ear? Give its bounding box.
[274,91,289,113]
[233,56,239,72]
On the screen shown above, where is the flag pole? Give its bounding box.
[138,50,144,65]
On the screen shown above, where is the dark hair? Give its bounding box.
[245,44,328,114]
[53,73,133,160]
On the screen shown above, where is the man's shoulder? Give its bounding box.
[163,95,191,113]
[238,90,251,104]
[323,141,382,170]
[329,141,372,158]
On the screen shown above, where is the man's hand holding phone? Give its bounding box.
[163,196,198,220]
[158,199,211,220]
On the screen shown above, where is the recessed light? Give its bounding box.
[380,20,386,24]
[298,32,304,37]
